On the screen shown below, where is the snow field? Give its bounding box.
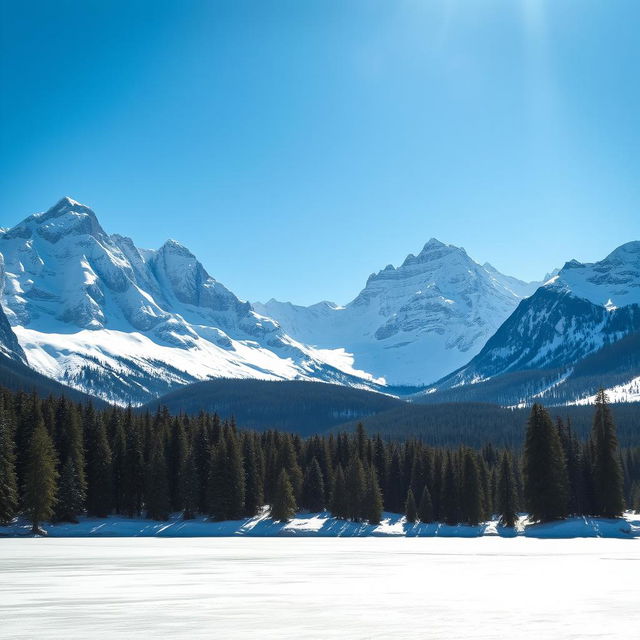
[1,536,639,639]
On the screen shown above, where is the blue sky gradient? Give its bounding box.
[1,0,639,304]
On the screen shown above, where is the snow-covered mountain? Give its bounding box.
[0,253,26,363]
[0,198,380,404]
[426,242,640,405]
[255,239,543,386]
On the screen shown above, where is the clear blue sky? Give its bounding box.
[1,0,639,305]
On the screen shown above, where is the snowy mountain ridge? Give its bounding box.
[0,197,379,404]
[426,242,640,404]
[256,238,543,386]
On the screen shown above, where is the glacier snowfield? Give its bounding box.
[1,537,639,639]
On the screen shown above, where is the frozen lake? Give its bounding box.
[1,538,639,639]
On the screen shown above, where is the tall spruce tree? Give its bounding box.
[0,413,19,525]
[385,448,404,514]
[345,456,366,521]
[85,414,113,517]
[168,418,188,513]
[277,436,303,502]
[330,464,349,520]
[122,410,145,517]
[182,447,199,520]
[145,436,171,521]
[242,435,264,517]
[441,453,460,525]
[591,390,625,518]
[302,457,325,513]
[23,419,58,534]
[271,469,296,522]
[418,485,433,523]
[405,488,417,524]
[363,465,383,525]
[108,411,127,515]
[496,452,518,528]
[461,449,483,526]
[15,392,43,500]
[523,404,569,522]
[56,459,85,523]
[207,433,246,520]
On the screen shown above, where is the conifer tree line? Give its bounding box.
[0,386,638,533]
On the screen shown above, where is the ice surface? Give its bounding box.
[1,536,639,639]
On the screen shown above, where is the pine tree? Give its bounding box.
[15,392,43,499]
[345,456,366,521]
[496,451,518,528]
[242,435,264,517]
[193,423,211,514]
[330,464,349,520]
[55,397,87,510]
[108,410,127,515]
[56,459,84,523]
[85,415,113,517]
[168,418,188,513]
[591,390,625,518]
[372,435,388,495]
[207,432,246,520]
[271,469,296,522]
[22,419,58,534]
[405,488,417,523]
[523,404,569,522]
[182,447,199,520]
[225,429,246,519]
[557,417,583,515]
[385,448,404,513]
[356,423,367,462]
[461,449,483,525]
[418,485,433,523]
[0,413,19,525]
[145,437,171,521]
[363,465,383,525]
[302,457,325,513]
[122,411,145,517]
[276,436,303,501]
[441,453,459,525]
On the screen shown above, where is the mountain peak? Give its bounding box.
[400,239,465,268]
[158,238,198,260]
[4,196,108,243]
[605,240,640,263]
[424,237,446,250]
[44,196,94,217]
[55,195,84,208]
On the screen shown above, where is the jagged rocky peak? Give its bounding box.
[547,240,640,308]
[151,237,251,317]
[13,196,106,243]
[365,238,465,285]
[402,238,463,266]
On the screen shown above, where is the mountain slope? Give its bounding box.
[334,400,640,447]
[0,255,26,363]
[0,198,379,405]
[255,239,542,386]
[0,352,108,406]
[145,379,405,436]
[424,242,640,405]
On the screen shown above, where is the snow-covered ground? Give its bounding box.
[1,536,639,639]
[2,510,638,538]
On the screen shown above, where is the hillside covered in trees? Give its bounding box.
[0,384,638,535]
